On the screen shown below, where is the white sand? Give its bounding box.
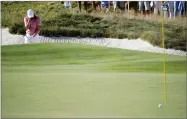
[1,28,186,56]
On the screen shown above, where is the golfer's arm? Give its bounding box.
[25,23,31,29]
[24,18,31,29]
[35,26,40,35]
[34,18,41,35]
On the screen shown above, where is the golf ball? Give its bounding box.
[158,104,164,108]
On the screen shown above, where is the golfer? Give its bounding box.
[24,9,41,44]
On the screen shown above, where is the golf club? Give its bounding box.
[25,35,33,43]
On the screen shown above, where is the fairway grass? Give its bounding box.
[2,43,186,118]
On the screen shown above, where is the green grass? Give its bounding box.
[2,43,186,118]
[1,1,186,51]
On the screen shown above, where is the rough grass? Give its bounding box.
[2,43,186,118]
[1,1,186,51]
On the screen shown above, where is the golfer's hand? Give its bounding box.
[25,19,31,28]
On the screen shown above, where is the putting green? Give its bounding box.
[2,43,186,118]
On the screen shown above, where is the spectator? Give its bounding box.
[77,1,88,12]
[77,1,81,12]
[128,1,139,14]
[64,1,72,9]
[24,9,41,44]
[101,1,110,13]
[113,1,117,11]
[154,1,162,15]
[144,1,151,16]
[125,1,130,13]
[150,1,155,14]
[185,1,187,16]
[174,1,180,18]
[92,1,101,11]
[168,1,174,18]
[139,1,144,15]
[178,1,185,16]
[162,1,169,20]
[117,1,125,11]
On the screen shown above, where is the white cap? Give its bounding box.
[27,9,34,18]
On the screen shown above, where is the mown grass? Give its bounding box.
[1,1,186,51]
[2,43,186,118]
[2,43,186,73]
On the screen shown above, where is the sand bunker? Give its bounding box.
[1,28,186,56]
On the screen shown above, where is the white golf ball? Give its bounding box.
[158,104,164,108]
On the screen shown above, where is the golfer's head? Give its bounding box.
[27,9,34,19]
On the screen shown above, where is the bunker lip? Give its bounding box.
[1,28,186,56]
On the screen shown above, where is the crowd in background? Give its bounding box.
[63,1,187,19]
